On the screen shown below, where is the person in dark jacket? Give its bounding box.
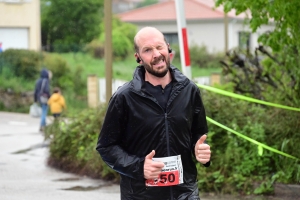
[96,26,211,200]
[34,68,51,132]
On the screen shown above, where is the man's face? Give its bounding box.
[136,32,170,78]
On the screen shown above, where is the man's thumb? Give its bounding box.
[197,134,207,145]
[145,150,155,160]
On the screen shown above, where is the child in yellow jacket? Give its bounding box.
[47,87,66,118]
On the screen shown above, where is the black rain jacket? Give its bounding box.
[96,65,208,200]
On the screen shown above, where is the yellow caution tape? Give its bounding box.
[206,117,299,160]
[197,84,300,112]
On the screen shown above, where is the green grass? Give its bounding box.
[60,52,222,81]
[0,71,35,92]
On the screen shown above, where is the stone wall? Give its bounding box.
[0,89,34,110]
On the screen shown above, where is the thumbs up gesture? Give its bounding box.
[194,134,211,164]
[144,150,165,180]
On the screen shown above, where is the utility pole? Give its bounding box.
[224,13,229,53]
[104,0,112,103]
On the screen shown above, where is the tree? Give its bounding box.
[41,0,104,52]
[99,17,137,59]
[216,0,300,105]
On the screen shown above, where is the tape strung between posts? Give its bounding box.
[206,117,299,160]
[196,84,300,112]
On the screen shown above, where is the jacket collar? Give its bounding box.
[131,65,189,92]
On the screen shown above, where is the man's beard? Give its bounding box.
[142,55,171,78]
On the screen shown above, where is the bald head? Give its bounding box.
[134,27,166,53]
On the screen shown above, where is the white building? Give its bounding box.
[117,0,274,53]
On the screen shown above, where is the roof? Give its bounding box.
[117,0,246,22]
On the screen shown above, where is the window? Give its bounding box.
[238,31,251,51]
[164,33,179,46]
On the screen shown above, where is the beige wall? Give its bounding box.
[0,0,41,51]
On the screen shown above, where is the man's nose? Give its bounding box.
[152,48,161,57]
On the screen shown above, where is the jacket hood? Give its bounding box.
[51,93,61,101]
[40,68,49,79]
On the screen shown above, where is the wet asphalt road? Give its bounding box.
[0,111,120,200]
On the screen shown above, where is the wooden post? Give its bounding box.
[104,0,112,103]
[87,75,99,108]
[210,73,221,86]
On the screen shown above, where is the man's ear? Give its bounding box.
[135,53,141,64]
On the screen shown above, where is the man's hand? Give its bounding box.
[194,134,211,164]
[144,150,164,180]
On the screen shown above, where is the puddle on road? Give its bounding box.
[54,177,82,181]
[12,148,32,154]
[61,183,113,191]
[11,143,49,154]
[55,177,115,191]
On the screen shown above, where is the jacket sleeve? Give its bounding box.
[96,93,145,180]
[191,86,210,167]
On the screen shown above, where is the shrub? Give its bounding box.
[189,44,223,69]
[84,39,104,59]
[198,90,300,194]
[0,49,42,79]
[42,53,73,91]
[45,105,119,180]
[99,17,137,60]
[112,30,133,59]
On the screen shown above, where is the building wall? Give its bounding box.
[131,19,274,54]
[0,0,41,51]
[229,19,274,53]
[131,20,227,53]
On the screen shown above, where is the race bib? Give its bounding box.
[145,155,183,187]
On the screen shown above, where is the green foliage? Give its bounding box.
[43,52,86,97]
[45,105,119,180]
[198,91,300,195]
[41,0,103,52]
[0,49,42,79]
[99,17,137,59]
[43,53,72,88]
[215,0,300,105]
[220,47,299,108]
[189,44,224,69]
[0,71,35,92]
[84,39,105,59]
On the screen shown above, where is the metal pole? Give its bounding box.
[175,0,191,79]
[224,13,229,52]
[104,0,112,103]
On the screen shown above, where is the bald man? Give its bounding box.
[97,27,211,200]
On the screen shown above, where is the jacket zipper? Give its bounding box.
[165,113,170,156]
